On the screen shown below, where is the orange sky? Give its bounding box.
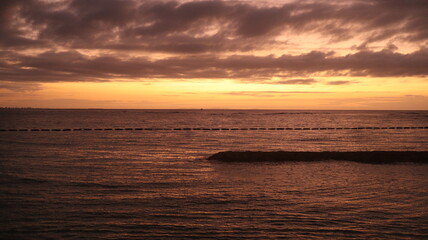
[0,0,427,109]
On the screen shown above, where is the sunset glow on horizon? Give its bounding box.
[1,0,427,109]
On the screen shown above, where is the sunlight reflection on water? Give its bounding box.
[0,110,427,239]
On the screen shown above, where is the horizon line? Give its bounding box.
[1,107,427,111]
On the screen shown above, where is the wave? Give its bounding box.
[0,174,53,184]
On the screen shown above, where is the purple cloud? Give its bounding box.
[1,0,427,91]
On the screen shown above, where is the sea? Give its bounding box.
[0,109,427,239]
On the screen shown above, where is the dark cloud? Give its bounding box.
[134,1,230,36]
[1,48,428,84]
[1,0,427,51]
[0,0,45,47]
[237,5,290,37]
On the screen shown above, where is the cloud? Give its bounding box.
[326,80,354,85]
[1,0,427,51]
[0,0,427,88]
[1,48,427,84]
[272,78,318,85]
[0,81,42,92]
[0,98,118,108]
[404,94,426,98]
[318,94,428,110]
[221,91,330,97]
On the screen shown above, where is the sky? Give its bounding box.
[0,0,427,109]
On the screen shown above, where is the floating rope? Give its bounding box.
[1,127,427,132]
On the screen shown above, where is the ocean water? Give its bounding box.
[0,109,427,239]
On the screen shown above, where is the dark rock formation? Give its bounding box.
[208,151,428,164]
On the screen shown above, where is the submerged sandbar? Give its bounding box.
[208,151,428,164]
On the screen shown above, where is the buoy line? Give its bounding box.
[0,126,427,132]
